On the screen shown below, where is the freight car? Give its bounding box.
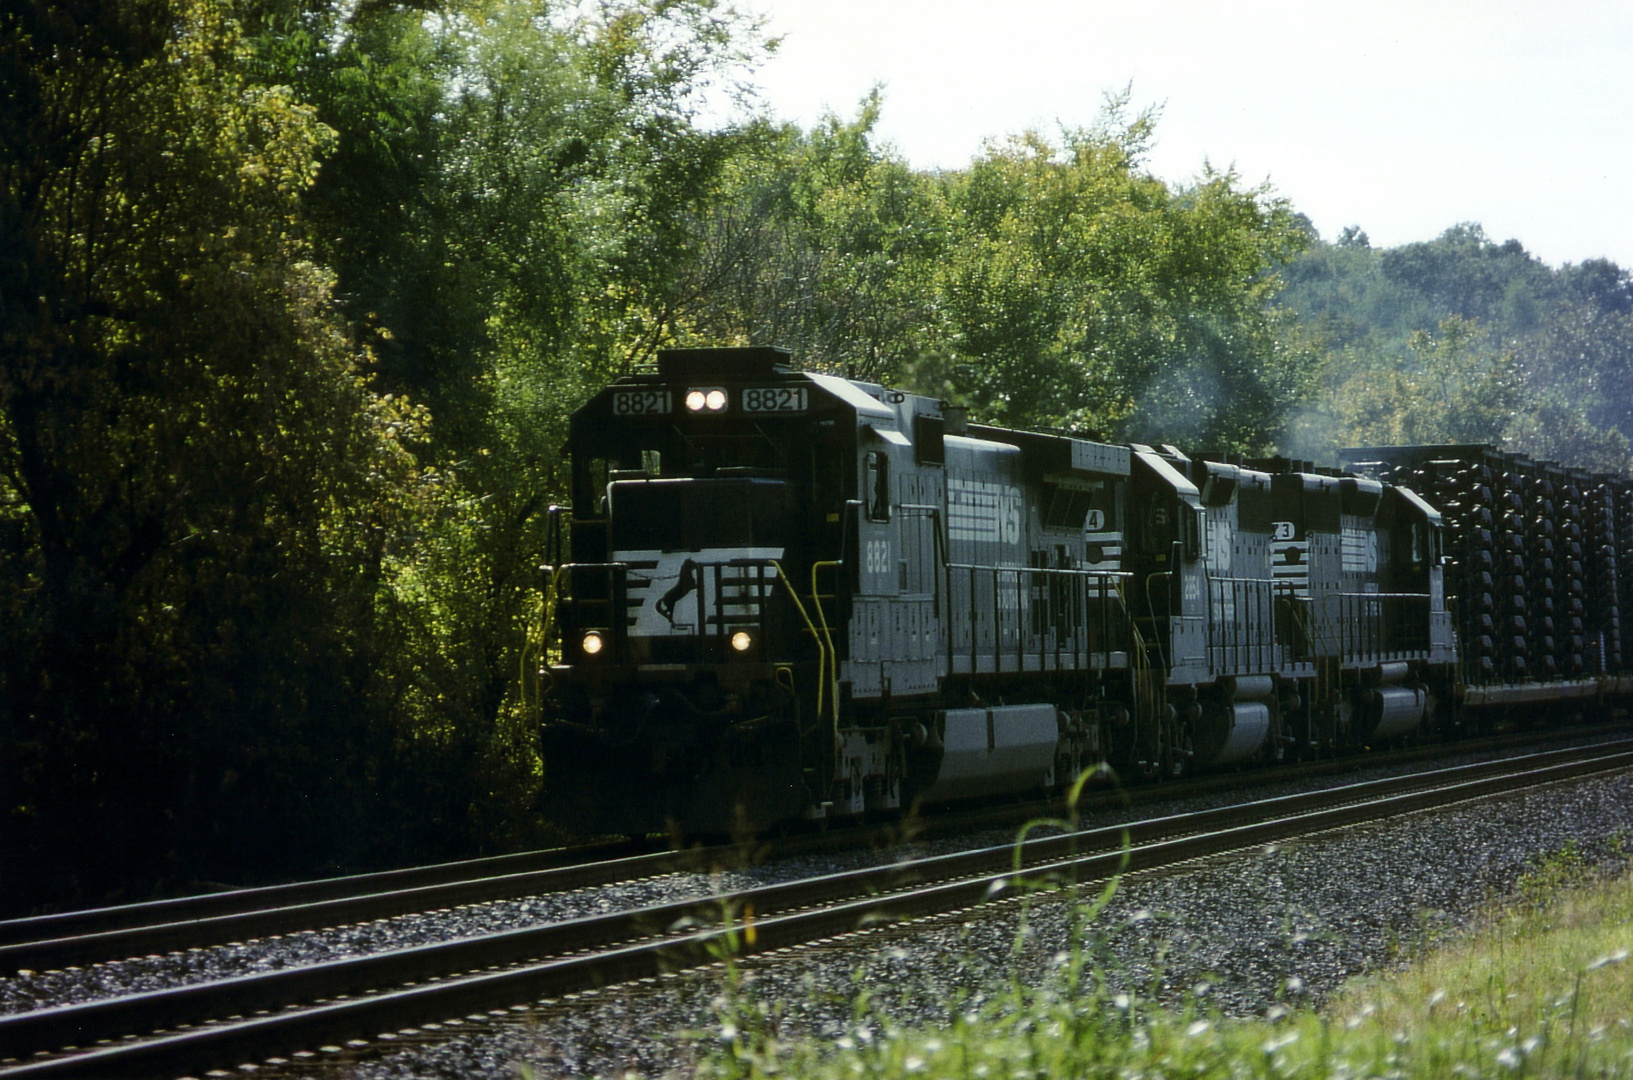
[535,347,1633,836]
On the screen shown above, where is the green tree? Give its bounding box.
[1278,225,1633,467]
[1319,317,1522,446]
[921,100,1310,449]
[1,0,429,910]
[1304,315,1627,471]
[671,91,946,381]
[235,0,777,849]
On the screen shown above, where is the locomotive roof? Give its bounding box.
[654,346,792,380]
[806,372,896,420]
[589,347,1130,478]
[1392,485,1444,526]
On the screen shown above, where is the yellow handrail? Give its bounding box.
[1117,577,1160,733]
[770,560,826,721]
[521,564,569,714]
[812,561,842,725]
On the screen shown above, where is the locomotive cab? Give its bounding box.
[545,347,855,834]
[558,347,821,675]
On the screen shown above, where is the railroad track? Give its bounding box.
[0,837,668,950]
[0,840,713,976]
[6,722,1621,979]
[4,738,1631,1079]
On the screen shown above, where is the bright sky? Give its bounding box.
[739,0,1633,269]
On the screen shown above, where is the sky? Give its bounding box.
[735,0,1633,269]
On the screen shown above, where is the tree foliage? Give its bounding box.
[1,0,435,908]
[671,93,1311,451]
[1279,224,1633,471]
[923,107,1310,448]
[1310,317,1522,446]
[666,91,945,381]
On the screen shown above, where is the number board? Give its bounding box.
[611,389,672,416]
[741,386,809,413]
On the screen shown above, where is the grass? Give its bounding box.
[1292,842,1633,1078]
[685,838,1633,1079]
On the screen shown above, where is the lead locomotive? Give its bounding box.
[537,347,1632,836]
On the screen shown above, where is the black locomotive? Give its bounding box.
[536,346,1632,836]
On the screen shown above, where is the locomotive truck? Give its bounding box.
[535,346,1632,836]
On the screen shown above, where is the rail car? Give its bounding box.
[535,346,1633,836]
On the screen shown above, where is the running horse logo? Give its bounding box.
[655,558,701,627]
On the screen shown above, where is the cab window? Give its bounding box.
[865,452,891,521]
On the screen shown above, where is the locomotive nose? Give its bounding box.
[598,689,663,746]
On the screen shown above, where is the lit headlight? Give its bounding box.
[581,630,606,656]
[685,387,728,412]
[730,630,754,653]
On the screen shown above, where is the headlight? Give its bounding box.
[730,630,754,653]
[581,630,606,656]
[685,387,728,412]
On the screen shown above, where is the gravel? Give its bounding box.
[0,736,1610,1016]
[273,763,1633,1079]
[4,740,1631,1078]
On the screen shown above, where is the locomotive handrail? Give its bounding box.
[553,553,840,729]
[1322,589,1434,599]
[523,562,569,713]
[768,559,828,730]
[1312,589,1434,662]
[812,560,843,727]
[940,561,1133,677]
[1141,570,1173,675]
[1116,577,1165,747]
[897,502,944,618]
[546,556,791,658]
[1201,573,1279,674]
[941,561,1132,580]
[1274,587,1330,666]
[543,504,568,568]
[542,562,627,659]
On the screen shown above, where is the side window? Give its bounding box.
[865,451,891,522]
[584,457,611,516]
[1180,505,1204,561]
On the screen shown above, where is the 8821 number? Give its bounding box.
[612,389,672,415]
[741,386,808,413]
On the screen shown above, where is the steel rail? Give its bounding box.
[0,845,722,975]
[0,840,651,949]
[6,722,1626,977]
[3,741,1631,1078]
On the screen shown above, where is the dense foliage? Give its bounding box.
[1279,223,1633,471]
[4,0,1630,912]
